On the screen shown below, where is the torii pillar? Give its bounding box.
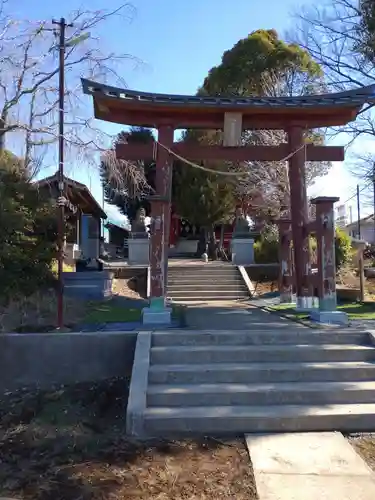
[148,125,174,309]
[276,219,294,303]
[288,127,312,310]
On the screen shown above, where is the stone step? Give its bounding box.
[168,269,239,274]
[148,361,375,384]
[168,279,246,289]
[150,344,375,365]
[143,403,375,434]
[151,330,369,347]
[168,295,249,301]
[167,289,248,297]
[147,381,375,407]
[168,283,248,296]
[168,273,241,280]
[168,267,239,271]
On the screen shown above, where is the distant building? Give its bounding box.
[345,214,375,243]
[335,204,350,228]
[105,221,130,255]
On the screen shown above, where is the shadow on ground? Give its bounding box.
[0,380,256,500]
[185,302,308,330]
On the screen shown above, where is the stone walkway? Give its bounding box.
[246,432,375,500]
[185,300,308,331]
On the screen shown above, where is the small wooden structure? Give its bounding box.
[82,79,375,310]
[105,221,130,248]
[35,172,107,261]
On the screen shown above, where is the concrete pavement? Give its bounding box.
[185,301,308,331]
[246,432,375,500]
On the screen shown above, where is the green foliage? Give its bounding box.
[172,157,236,228]
[253,226,352,270]
[198,29,324,97]
[335,228,352,271]
[254,238,279,264]
[179,29,328,227]
[0,151,56,298]
[100,127,155,222]
[254,225,279,263]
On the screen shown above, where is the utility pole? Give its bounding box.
[52,17,72,328]
[357,184,361,239]
[373,162,375,242]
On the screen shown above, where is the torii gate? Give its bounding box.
[82,79,375,311]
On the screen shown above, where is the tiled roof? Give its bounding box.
[82,78,375,109]
[35,172,107,219]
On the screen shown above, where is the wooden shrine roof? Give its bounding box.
[35,173,107,219]
[82,78,375,129]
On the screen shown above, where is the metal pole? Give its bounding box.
[373,162,375,242]
[359,248,365,302]
[52,17,70,328]
[102,184,105,238]
[357,184,361,239]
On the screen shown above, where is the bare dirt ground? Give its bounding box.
[253,280,277,296]
[0,379,257,500]
[0,279,144,333]
[112,277,143,299]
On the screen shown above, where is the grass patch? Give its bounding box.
[269,301,375,320]
[85,301,187,325]
[337,301,375,320]
[267,303,309,320]
[85,303,142,323]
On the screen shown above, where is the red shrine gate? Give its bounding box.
[82,79,375,309]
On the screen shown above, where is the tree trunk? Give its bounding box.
[196,227,208,257]
[208,226,218,260]
[0,114,6,151]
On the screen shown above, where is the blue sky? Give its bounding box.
[14,0,368,223]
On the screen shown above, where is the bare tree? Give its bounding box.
[288,0,375,204]
[228,70,330,223]
[0,2,145,179]
[291,1,375,145]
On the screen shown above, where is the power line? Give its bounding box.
[340,182,371,206]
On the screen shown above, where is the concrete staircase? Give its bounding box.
[127,329,375,436]
[167,263,249,302]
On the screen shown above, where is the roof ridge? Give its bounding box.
[81,78,375,105]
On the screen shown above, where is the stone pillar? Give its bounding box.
[288,127,311,309]
[81,214,100,259]
[149,125,174,306]
[80,213,89,256]
[311,196,339,311]
[277,219,293,303]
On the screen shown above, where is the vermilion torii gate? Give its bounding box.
[82,79,375,310]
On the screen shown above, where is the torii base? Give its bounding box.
[310,309,349,326]
[142,296,172,325]
[142,307,172,325]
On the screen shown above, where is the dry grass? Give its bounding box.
[0,379,257,500]
[348,435,375,472]
[112,278,143,300]
[253,280,277,297]
[337,265,360,289]
[0,290,88,332]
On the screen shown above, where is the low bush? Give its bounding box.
[254,238,279,263]
[335,228,352,270]
[253,225,352,271]
[0,151,57,298]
